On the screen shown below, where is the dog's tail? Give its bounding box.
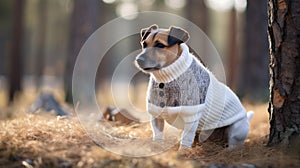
[247,111,254,121]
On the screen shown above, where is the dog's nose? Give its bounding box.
[136,57,145,66]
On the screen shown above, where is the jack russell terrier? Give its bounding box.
[135,24,253,149]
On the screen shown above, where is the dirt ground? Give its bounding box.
[0,95,300,168]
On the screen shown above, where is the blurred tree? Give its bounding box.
[227,8,237,89]
[238,0,269,101]
[65,0,100,103]
[185,0,209,65]
[268,0,300,148]
[9,0,25,102]
[36,0,47,85]
[0,0,12,76]
[186,0,208,33]
[96,1,117,82]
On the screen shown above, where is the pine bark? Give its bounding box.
[268,0,300,147]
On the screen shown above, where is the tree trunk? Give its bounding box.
[238,0,269,101]
[185,0,209,65]
[227,9,237,89]
[268,0,300,148]
[65,0,100,103]
[36,0,47,86]
[186,0,208,33]
[9,0,25,103]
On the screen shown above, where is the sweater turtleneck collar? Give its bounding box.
[150,43,193,83]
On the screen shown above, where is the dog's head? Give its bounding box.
[135,24,190,72]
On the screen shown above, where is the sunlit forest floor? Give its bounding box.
[0,91,299,168]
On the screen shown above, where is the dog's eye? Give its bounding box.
[142,42,147,48]
[154,42,166,49]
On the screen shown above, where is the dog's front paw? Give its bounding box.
[153,136,164,142]
[178,144,191,150]
[152,137,165,146]
[227,143,244,149]
[178,144,192,157]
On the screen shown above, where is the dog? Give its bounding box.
[135,24,253,149]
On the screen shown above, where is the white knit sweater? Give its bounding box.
[147,44,246,143]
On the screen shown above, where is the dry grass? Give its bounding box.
[0,94,300,168]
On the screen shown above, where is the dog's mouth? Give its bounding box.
[142,67,161,71]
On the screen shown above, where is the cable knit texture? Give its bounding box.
[147,43,246,132]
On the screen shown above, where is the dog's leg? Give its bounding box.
[150,116,165,140]
[180,120,199,149]
[227,115,250,148]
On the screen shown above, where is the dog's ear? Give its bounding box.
[168,26,190,46]
[140,24,158,41]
